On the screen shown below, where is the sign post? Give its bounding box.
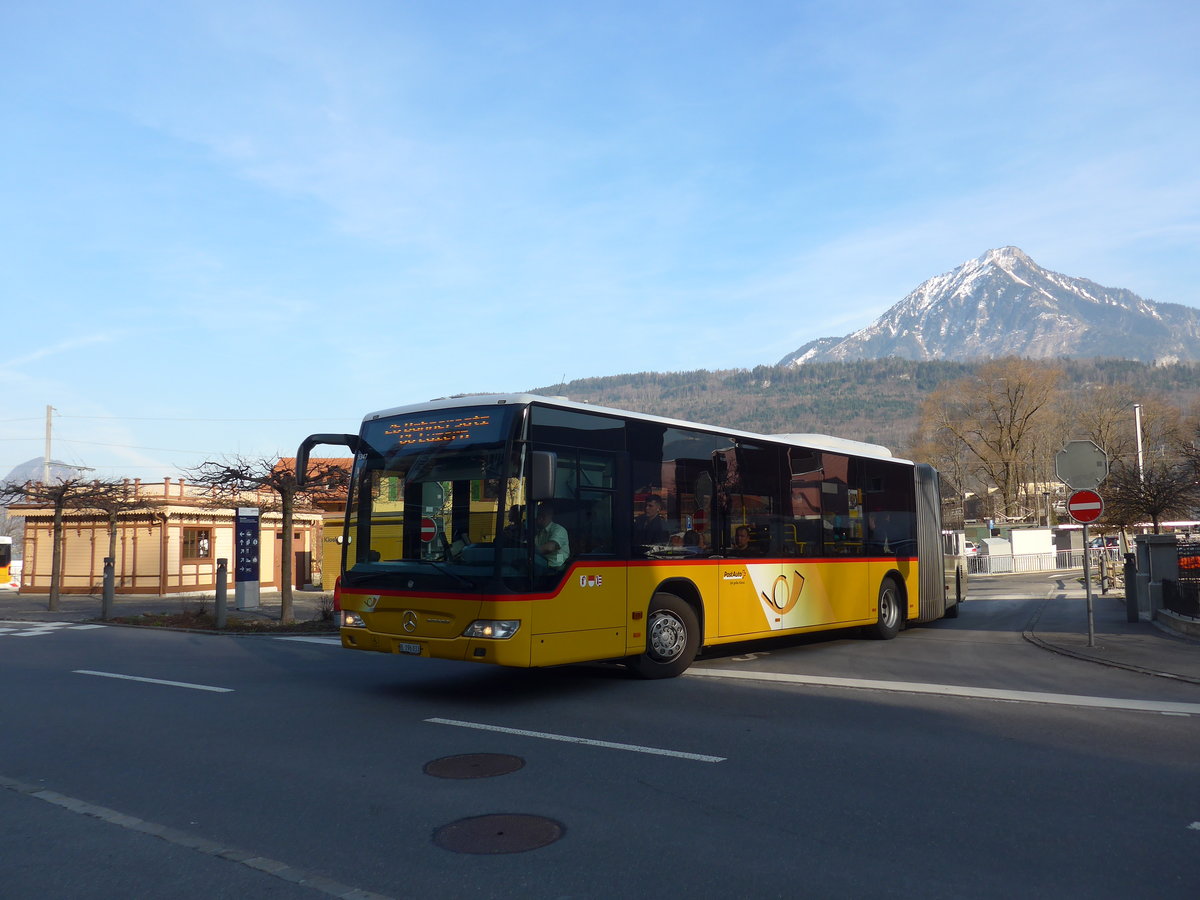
[1067,489,1105,647]
[1056,441,1109,649]
[235,507,261,611]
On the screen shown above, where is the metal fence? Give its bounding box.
[966,548,1108,575]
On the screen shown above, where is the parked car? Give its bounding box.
[964,540,979,556]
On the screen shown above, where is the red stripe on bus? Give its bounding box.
[338,555,918,603]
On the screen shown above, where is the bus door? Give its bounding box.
[816,453,870,623]
[529,446,624,661]
[779,448,867,629]
[715,443,787,637]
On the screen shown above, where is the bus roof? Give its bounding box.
[363,393,908,464]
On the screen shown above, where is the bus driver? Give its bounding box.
[534,501,569,570]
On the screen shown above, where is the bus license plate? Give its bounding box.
[398,642,422,655]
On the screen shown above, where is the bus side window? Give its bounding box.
[552,450,617,558]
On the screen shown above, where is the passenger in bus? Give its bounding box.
[730,525,760,556]
[534,501,569,569]
[633,494,669,547]
[868,511,896,554]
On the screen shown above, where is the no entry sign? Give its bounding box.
[420,517,437,542]
[1067,489,1104,524]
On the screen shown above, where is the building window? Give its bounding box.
[183,527,211,559]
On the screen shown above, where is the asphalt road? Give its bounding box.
[2,575,1198,899]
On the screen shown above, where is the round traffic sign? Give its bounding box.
[420,517,437,542]
[1067,489,1104,524]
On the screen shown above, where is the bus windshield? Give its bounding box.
[343,405,527,592]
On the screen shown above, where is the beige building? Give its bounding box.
[13,477,324,595]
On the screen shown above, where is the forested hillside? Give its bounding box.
[531,359,1200,454]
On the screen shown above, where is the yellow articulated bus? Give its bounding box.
[298,394,963,679]
[0,536,12,587]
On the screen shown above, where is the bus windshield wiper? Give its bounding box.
[346,562,474,590]
[416,559,475,589]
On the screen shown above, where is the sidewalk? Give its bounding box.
[1021,578,1200,685]
[0,587,332,626]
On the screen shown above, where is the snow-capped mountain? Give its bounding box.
[2,457,92,485]
[778,247,1200,366]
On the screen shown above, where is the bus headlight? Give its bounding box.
[462,619,520,639]
[342,611,366,628]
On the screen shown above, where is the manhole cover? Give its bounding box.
[433,814,564,854]
[423,753,525,779]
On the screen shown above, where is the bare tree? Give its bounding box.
[1060,384,1140,464]
[919,359,1063,521]
[187,455,349,624]
[1103,459,1200,533]
[0,478,114,609]
[81,481,163,619]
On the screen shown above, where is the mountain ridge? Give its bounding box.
[777,247,1200,366]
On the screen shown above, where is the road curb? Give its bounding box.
[1020,630,1200,685]
[1023,596,1200,685]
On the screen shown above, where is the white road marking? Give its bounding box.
[687,668,1200,716]
[1188,822,1200,831]
[73,670,233,693]
[0,621,106,636]
[0,774,392,900]
[1,620,76,627]
[274,635,341,645]
[426,717,726,762]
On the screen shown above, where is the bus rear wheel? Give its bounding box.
[868,577,902,640]
[631,593,699,679]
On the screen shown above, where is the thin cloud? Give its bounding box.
[2,334,119,369]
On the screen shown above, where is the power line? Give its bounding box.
[58,415,339,422]
[56,439,231,454]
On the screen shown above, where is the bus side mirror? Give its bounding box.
[296,433,359,487]
[531,451,557,500]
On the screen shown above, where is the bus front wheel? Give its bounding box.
[868,577,902,640]
[631,593,699,679]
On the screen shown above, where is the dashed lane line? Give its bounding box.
[0,773,393,899]
[687,667,1200,716]
[73,670,234,693]
[426,717,726,762]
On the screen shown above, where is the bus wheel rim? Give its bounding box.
[648,610,686,661]
[881,588,898,628]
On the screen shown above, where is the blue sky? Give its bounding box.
[2,0,1198,479]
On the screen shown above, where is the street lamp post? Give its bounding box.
[1133,403,1145,480]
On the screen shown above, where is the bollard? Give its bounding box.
[215,558,228,630]
[102,557,115,620]
[1124,553,1138,623]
